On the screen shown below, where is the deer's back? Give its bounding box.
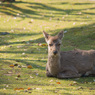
[60,49,95,73]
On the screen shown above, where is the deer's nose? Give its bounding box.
[53,51,58,55]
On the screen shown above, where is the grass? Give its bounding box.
[0,0,95,95]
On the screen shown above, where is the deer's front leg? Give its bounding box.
[46,64,53,77]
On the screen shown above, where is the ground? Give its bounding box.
[0,0,95,95]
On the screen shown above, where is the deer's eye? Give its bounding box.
[49,44,53,46]
[58,43,61,46]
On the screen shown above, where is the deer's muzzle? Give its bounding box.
[53,51,58,55]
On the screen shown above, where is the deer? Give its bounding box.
[43,31,95,79]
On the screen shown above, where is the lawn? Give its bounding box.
[0,0,95,95]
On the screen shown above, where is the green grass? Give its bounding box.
[0,0,95,95]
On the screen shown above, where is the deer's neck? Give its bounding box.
[47,54,61,76]
[48,54,60,64]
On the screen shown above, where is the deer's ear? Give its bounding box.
[43,31,50,42]
[58,31,64,40]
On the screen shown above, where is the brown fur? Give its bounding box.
[43,31,95,78]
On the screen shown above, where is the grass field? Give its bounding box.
[0,0,95,95]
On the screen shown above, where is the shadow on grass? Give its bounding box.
[0,1,95,20]
[0,2,38,17]
[0,28,42,45]
[0,92,13,95]
[73,2,95,5]
[0,58,46,70]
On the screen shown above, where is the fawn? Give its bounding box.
[43,31,95,78]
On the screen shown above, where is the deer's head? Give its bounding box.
[43,31,64,56]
